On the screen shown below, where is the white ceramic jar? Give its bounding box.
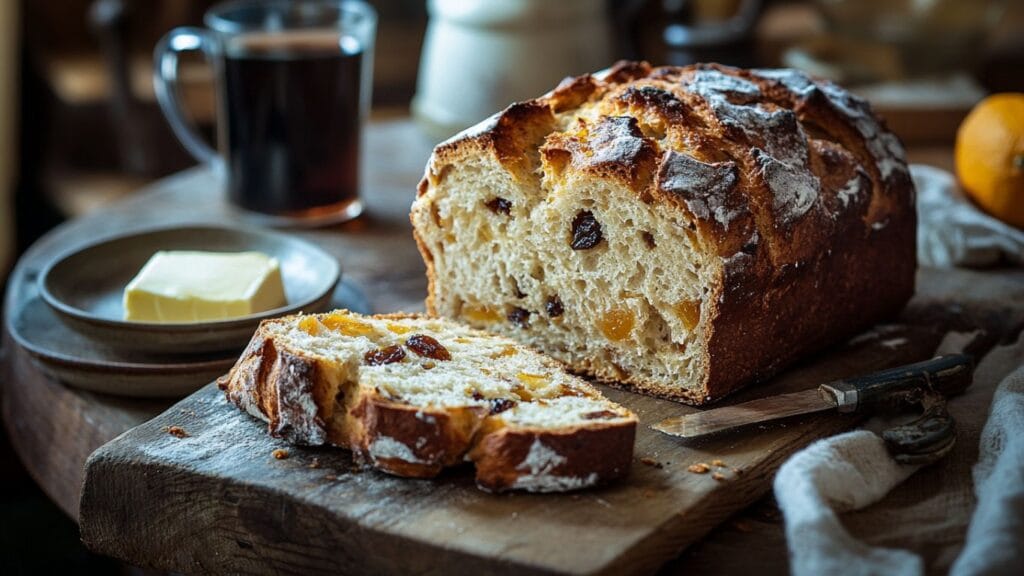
[413,0,612,139]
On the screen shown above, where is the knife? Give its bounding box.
[653,354,974,463]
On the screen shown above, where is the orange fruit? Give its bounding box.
[955,93,1024,229]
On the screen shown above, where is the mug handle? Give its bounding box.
[153,27,219,167]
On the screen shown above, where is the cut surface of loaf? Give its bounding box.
[411,61,916,404]
[218,310,637,492]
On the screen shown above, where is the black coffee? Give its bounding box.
[220,32,363,217]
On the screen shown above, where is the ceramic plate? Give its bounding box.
[11,295,237,397]
[39,225,340,354]
[12,280,371,398]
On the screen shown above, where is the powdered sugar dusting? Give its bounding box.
[275,357,326,445]
[756,68,909,181]
[754,149,820,225]
[369,436,424,464]
[836,175,863,209]
[726,107,804,163]
[510,472,599,493]
[874,132,908,179]
[753,68,817,96]
[685,69,822,224]
[659,150,743,229]
[688,69,761,99]
[818,82,908,180]
[517,439,567,476]
[819,82,868,122]
[588,116,649,166]
[686,69,809,165]
[721,242,756,275]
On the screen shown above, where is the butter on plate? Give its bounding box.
[123,251,287,323]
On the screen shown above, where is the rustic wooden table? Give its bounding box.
[2,119,1022,575]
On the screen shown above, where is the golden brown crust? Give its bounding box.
[348,396,485,478]
[219,313,638,491]
[431,100,556,185]
[218,328,330,445]
[412,61,915,405]
[471,424,636,493]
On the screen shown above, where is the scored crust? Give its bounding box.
[218,311,637,492]
[411,61,915,404]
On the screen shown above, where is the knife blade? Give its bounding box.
[653,354,974,439]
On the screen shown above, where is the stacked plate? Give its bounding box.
[10,225,365,398]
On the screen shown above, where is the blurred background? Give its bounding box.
[0,0,1022,573]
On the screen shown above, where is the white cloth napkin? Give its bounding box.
[775,338,1024,576]
[770,165,1023,574]
[913,164,1024,268]
[774,430,923,576]
[950,364,1024,575]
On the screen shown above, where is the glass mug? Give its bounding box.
[154,0,377,226]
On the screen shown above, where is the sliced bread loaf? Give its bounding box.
[218,310,637,492]
[411,61,916,404]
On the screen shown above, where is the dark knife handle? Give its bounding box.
[821,354,974,413]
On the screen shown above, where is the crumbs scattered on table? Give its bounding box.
[688,463,710,474]
[712,459,726,467]
[712,472,727,481]
[324,474,338,481]
[308,457,321,469]
[272,448,289,460]
[733,467,744,476]
[165,425,189,438]
[640,456,664,469]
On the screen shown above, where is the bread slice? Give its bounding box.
[410,61,915,404]
[218,310,637,492]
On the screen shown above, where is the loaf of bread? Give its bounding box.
[411,61,915,404]
[218,310,637,492]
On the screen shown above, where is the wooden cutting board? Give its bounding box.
[78,273,1023,576]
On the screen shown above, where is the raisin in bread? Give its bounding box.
[218,310,637,492]
[410,61,915,404]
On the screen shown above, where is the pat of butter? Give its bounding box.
[123,251,287,322]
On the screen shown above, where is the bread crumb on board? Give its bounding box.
[712,459,726,467]
[272,449,289,460]
[712,472,727,481]
[640,456,664,469]
[688,463,711,474]
[165,425,189,438]
[309,457,321,469]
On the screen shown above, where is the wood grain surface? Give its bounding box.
[3,120,1024,575]
[77,269,1024,575]
[2,120,438,520]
